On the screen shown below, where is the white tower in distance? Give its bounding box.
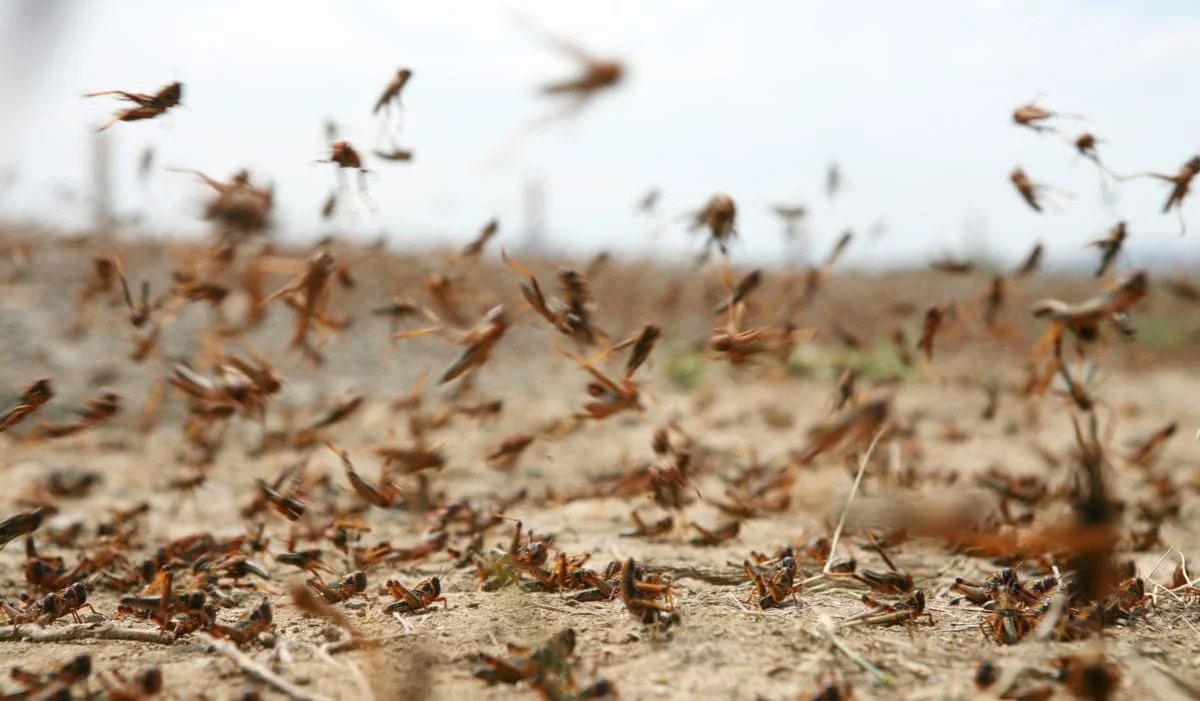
[520,173,548,254]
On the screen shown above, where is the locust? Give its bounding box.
[316,140,378,217]
[802,230,853,307]
[793,398,890,465]
[1012,96,1082,134]
[384,576,447,614]
[327,442,401,509]
[261,250,339,363]
[560,346,647,421]
[501,250,603,346]
[373,68,413,118]
[636,188,661,214]
[0,508,45,550]
[518,14,624,125]
[170,167,274,238]
[714,269,762,315]
[373,147,414,162]
[1014,242,1043,278]
[1067,131,1117,187]
[688,194,738,259]
[395,305,509,385]
[916,305,944,361]
[486,434,537,472]
[608,323,660,380]
[461,219,499,258]
[1030,269,1148,357]
[1086,221,1127,278]
[0,379,54,433]
[1010,167,1071,213]
[841,590,932,628]
[1121,155,1200,235]
[84,81,182,131]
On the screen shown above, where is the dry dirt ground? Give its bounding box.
[1,234,1200,700]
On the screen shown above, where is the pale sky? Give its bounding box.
[1,0,1198,269]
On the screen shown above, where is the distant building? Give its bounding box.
[90,131,114,233]
[520,174,547,253]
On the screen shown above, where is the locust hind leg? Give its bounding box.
[96,115,123,132]
[334,170,358,222]
[390,103,407,134]
[375,116,393,152]
[356,171,380,220]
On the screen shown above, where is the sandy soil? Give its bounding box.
[1,235,1199,700]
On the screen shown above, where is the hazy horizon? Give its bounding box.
[1,0,1198,271]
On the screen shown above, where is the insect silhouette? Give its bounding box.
[461,219,500,258]
[372,147,414,162]
[0,508,45,549]
[420,305,509,385]
[929,256,974,275]
[327,442,401,509]
[261,250,339,364]
[917,305,944,361]
[743,556,800,609]
[320,190,337,219]
[802,230,853,307]
[842,589,932,628]
[518,14,624,126]
[307,570,368,605]
[619,557,679,628]
[170,167,274,239]
[1010,167,1071,213]
[610,323,660,380]
[486,434,537,472]
[1,379,54,433]
[84,81,183,131]
[385,576,448,614]
[1067,131,1116,182]
[1011,96,1083,135]
[1125,420,1177,470]
[138,146,155,183]
[825,161,842,199]
[1030,269,1148,358]
[315,140,378,218]
[636,188,661,215]
[489,15,625,167]
[501,251,603,347]
[373,68,413,124]
[1121,155,1200,235]
[560,345,648,421]
[1086,221,1127,278]
[1014,242,1044,278]
[794,397,889,465]
[687,194,738,261]
[850,532,915,595]
[713,269,761,316]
